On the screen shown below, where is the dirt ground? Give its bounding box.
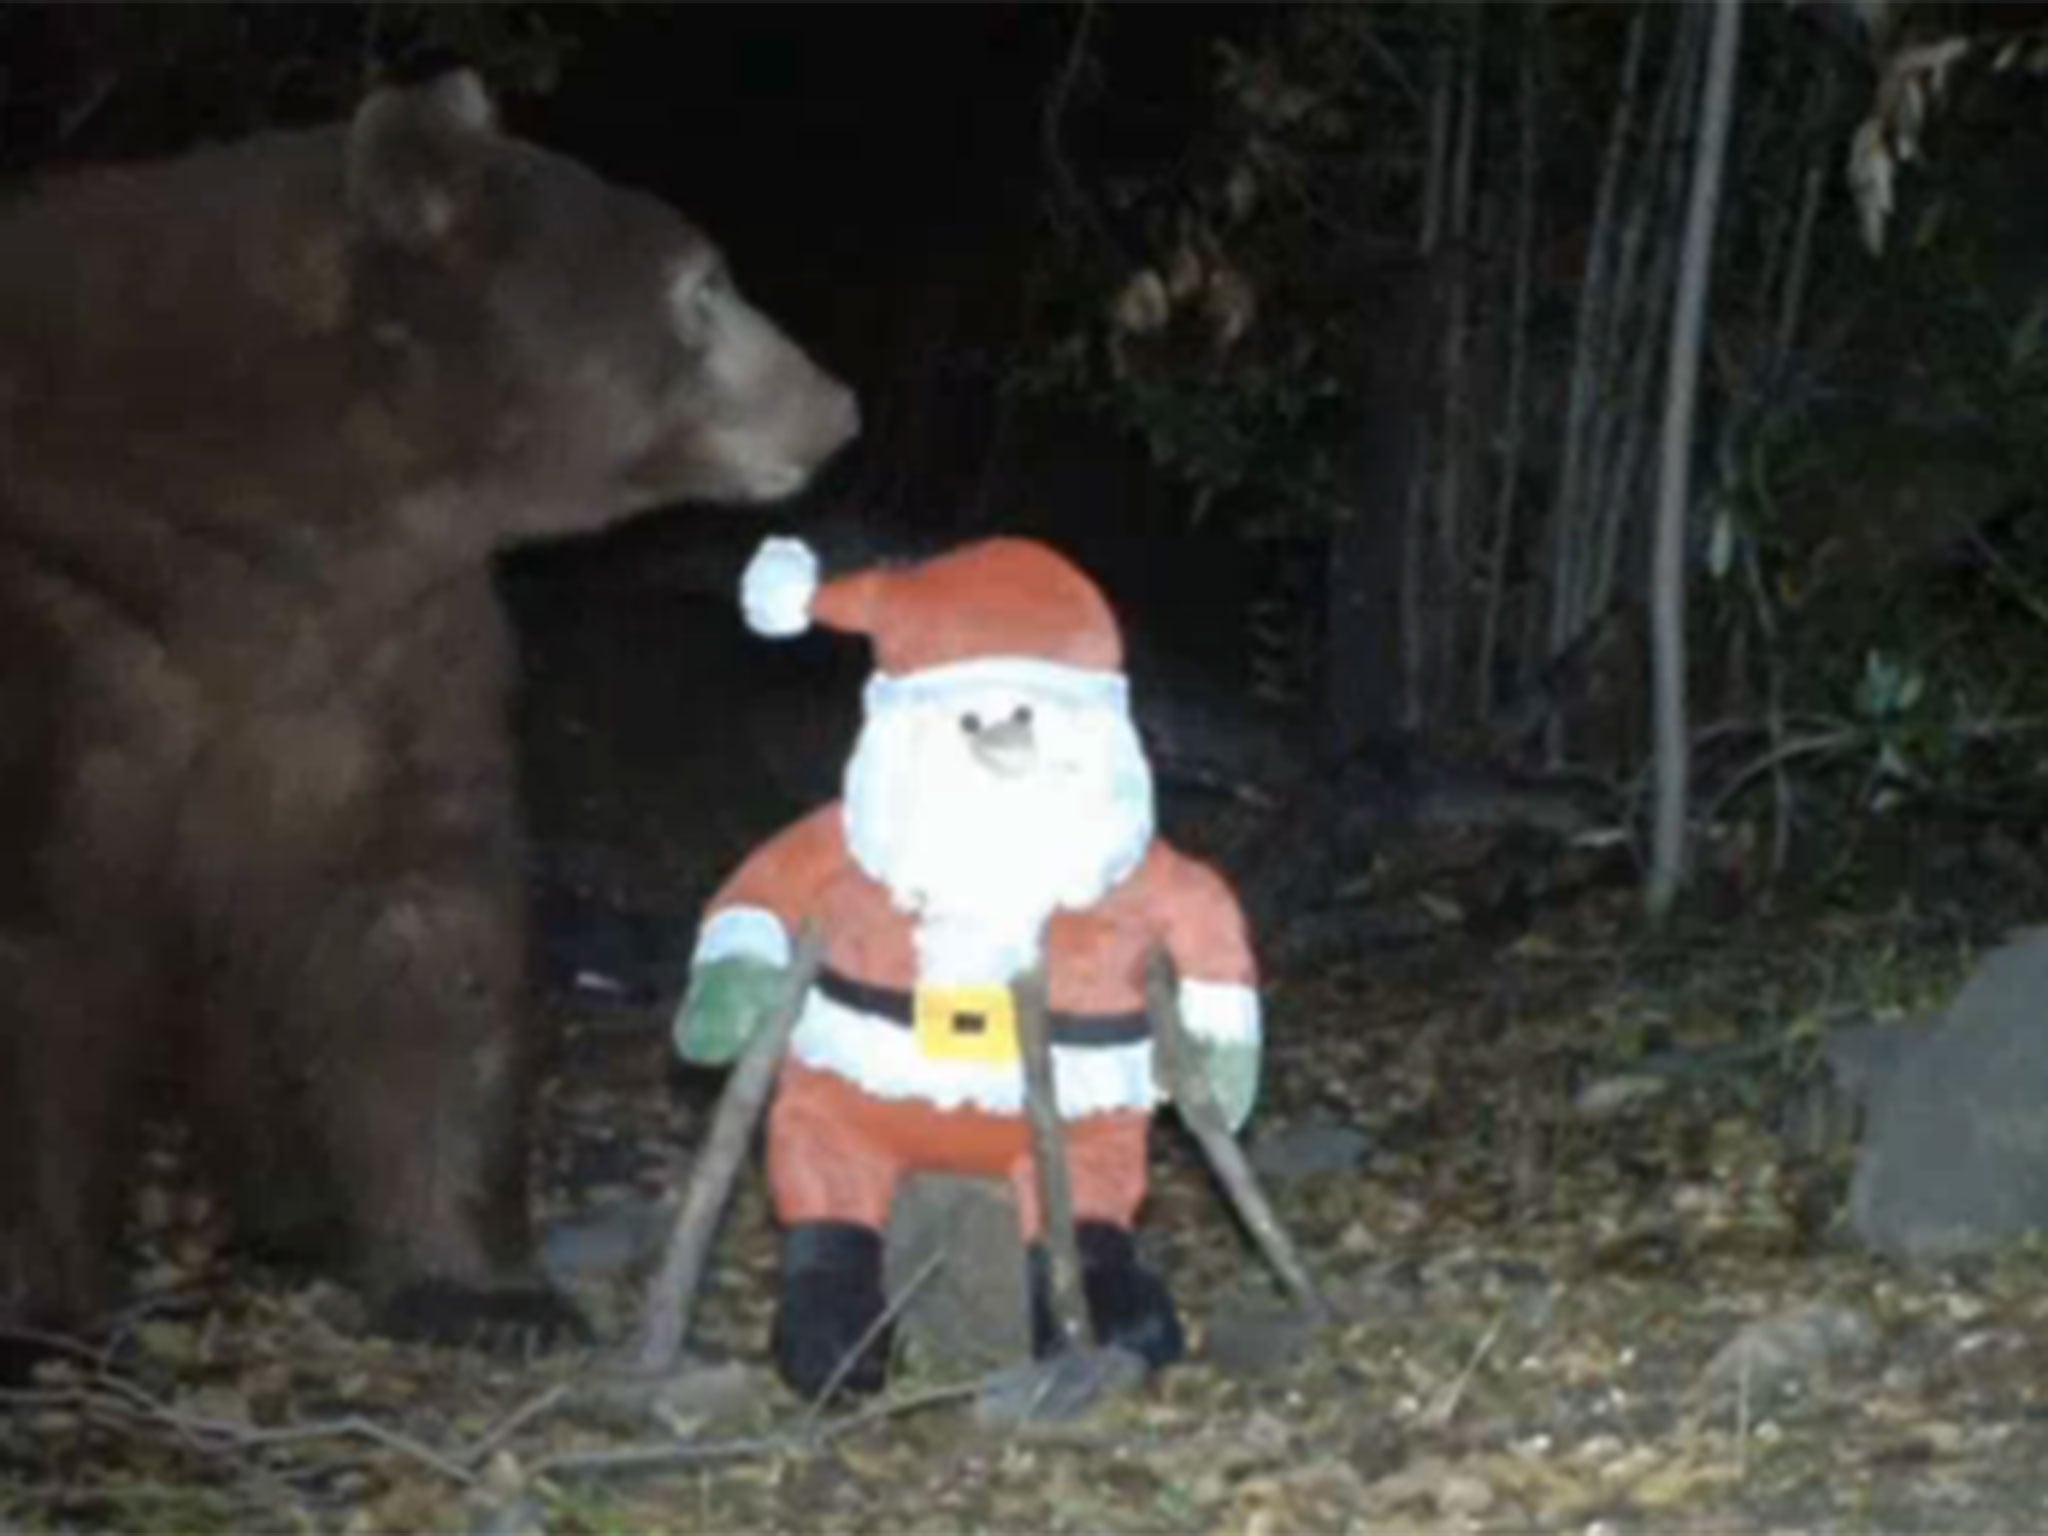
[7,552,2048,1534]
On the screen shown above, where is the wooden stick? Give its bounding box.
[532,1380,983,1481]
[1145,947,1331,1324]
[630,924,826,1376]
[1013,965,1094,1352]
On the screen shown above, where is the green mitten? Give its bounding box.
[1191,1037,1261,1134]
[673,957,790,1066]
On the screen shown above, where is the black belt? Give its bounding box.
[816,967,1150,1048]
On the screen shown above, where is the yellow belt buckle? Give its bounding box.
[912,982,1020,1064]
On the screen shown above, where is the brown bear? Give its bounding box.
[0,70,858,1357]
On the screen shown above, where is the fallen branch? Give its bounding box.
[531,1379,983,1481]
[1145,948,1331,1324]
[459,1382,569,1469]
[1014,964,1094,1354]
[0,1322,120,1372]
[1419,1305,1508,1429]
[630,923,826,1376]
[0,1380,479,1487]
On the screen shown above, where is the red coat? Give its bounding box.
[694,803,1258,1119]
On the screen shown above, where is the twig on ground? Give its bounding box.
[821,1378,986,1442]
[1,1380,479,1486]
[0,1323,116,1369]
[1146,948,1331,1324]
[531,1433,793,1479]
[1735,1325,1753,1481]
[631,923,826,1376]
[530,1379,983,1482]
[1014,963,1093,1354]
[1419,1306,1508,1428]
[220,1414,478,1485]
[460,1381,569,1468]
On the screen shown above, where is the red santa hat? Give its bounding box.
[739,535,1126,685]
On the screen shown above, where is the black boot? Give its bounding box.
[1027,1222,1186,1372]
[772,1221,890,1400]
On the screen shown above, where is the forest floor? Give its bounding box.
[7,813,2048,1536]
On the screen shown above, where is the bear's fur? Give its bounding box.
[0,71,858,1349]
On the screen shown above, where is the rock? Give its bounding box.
[1204,1302,1322,1378]
[577,1356,777,1433]
[1696,1302,1877,1397]
[646,1359,779,1428]
[884,1174,1034,1374]
[468,1498,548,1536]
[541,1197,671,1283]
[973,1346,1148,1427]
[1822,1020,1919,1105]
[1848,928,2048,1261]
[1247,1117,1373,1182]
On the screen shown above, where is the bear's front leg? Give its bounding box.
[196,579,585,1350]
[287,866,586,1348]
[0,678,184,1378]
[0,930,161,1376]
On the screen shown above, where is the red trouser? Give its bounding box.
[766,1060,1151,1240]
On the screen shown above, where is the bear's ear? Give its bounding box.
[345,69,500,252]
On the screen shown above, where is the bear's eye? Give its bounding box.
[1011,704,1033,727]
[960,711,982,734]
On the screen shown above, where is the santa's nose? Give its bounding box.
[961,704,1036,775]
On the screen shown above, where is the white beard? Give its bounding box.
[842,668,1155,984]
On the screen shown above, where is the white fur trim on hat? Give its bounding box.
[863,656,1130,714]
[741,536,819,638]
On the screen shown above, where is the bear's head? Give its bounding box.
[343,71,859,535]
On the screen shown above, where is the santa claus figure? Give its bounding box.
[673,534,1261,1399]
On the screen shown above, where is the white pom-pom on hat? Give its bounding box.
[740,536,820,638]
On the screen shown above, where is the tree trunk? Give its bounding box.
[1323,261,1436,762]
[1476,15,1540,722]
[1646,0,1744,920]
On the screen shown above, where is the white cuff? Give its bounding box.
[692,905,791,968]
[1179,978,1261,1045]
